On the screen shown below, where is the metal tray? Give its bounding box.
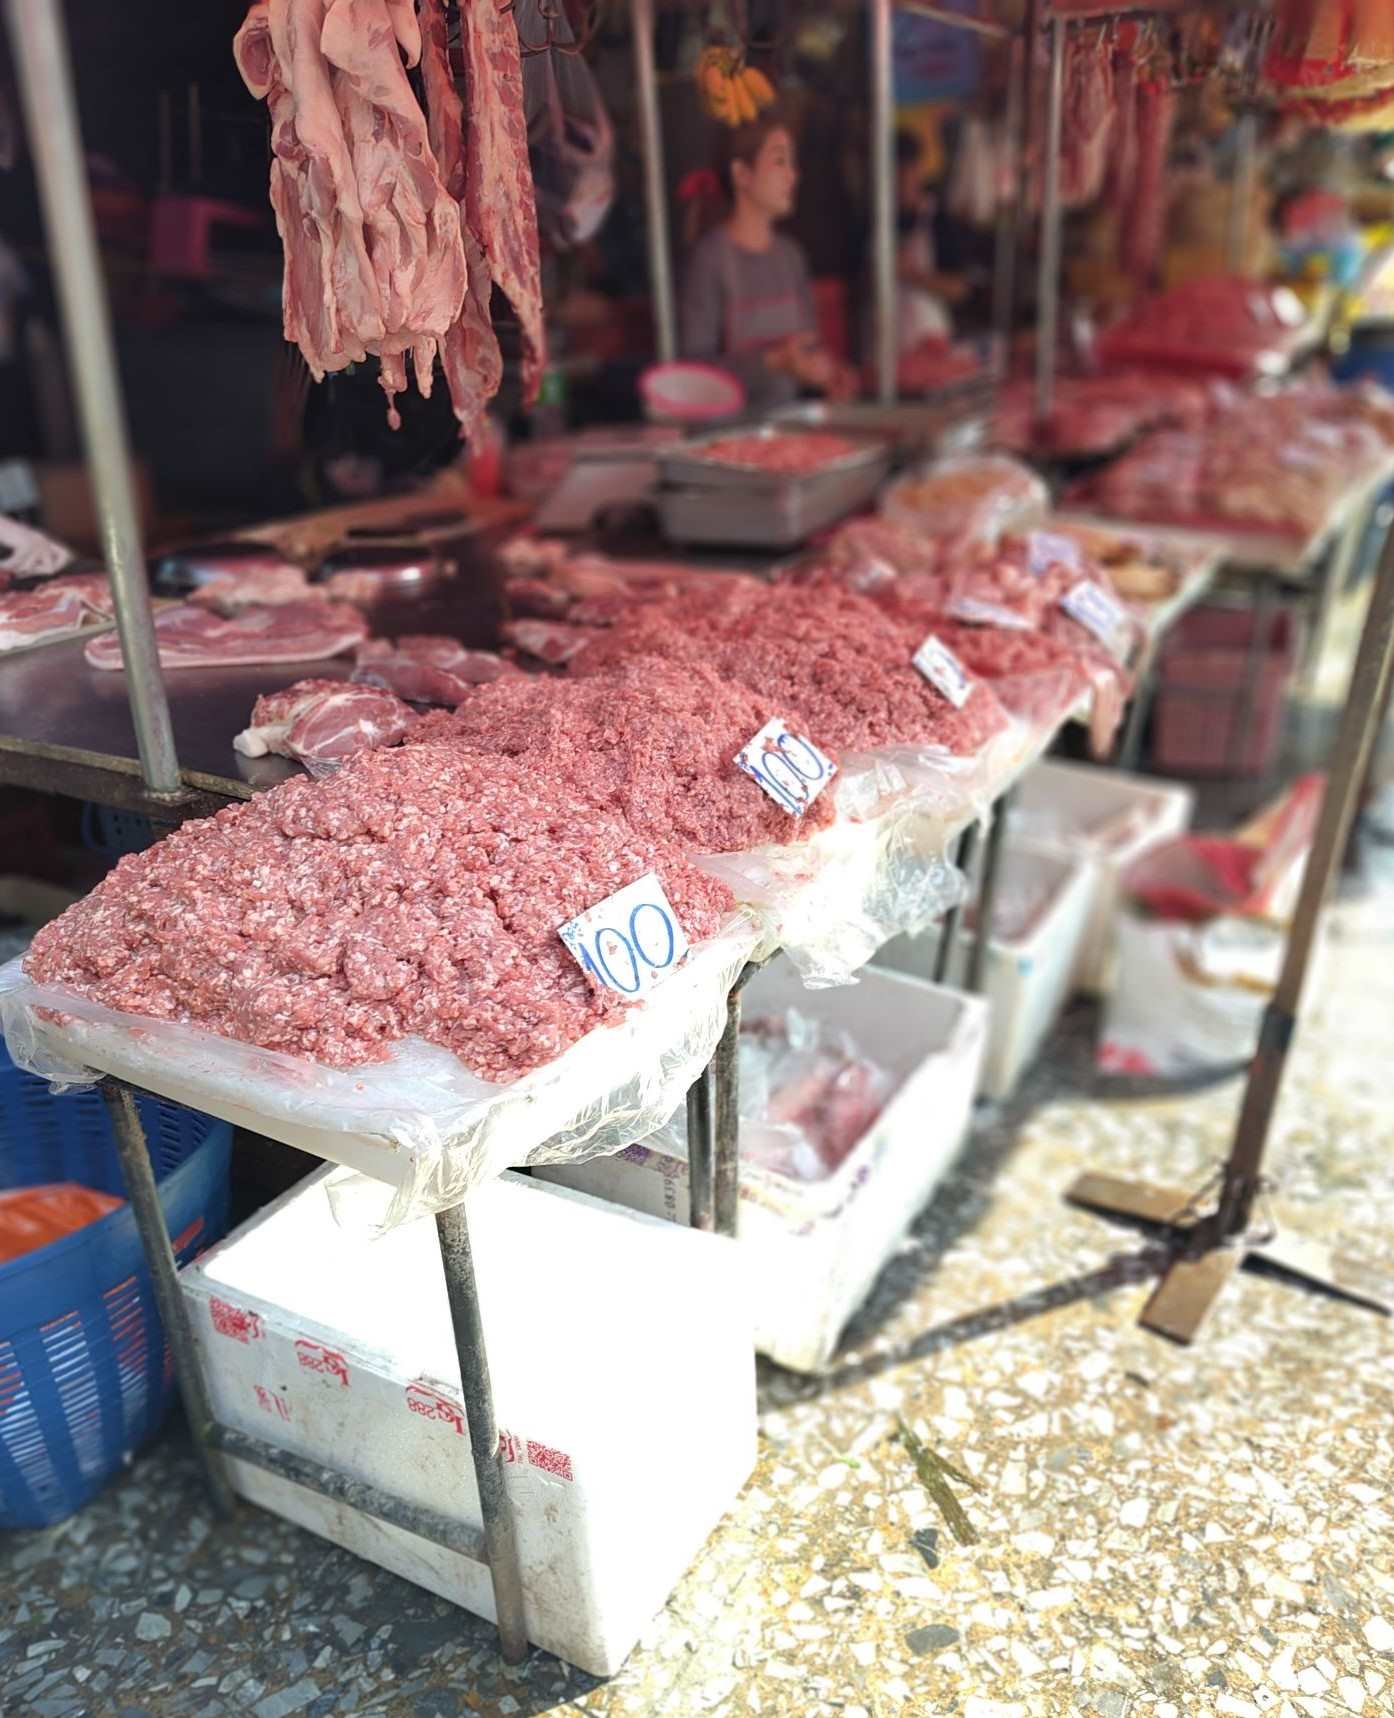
[658,424,890,493]
[770,398,986,460]
[657,451,890,551]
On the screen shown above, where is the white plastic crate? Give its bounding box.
[538,959,987,1374]
[1010,759,1194,993]
[876,843,1092,1101]
[181,1168,755,1678]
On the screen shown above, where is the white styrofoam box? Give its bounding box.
[181,1168,755,1678]
[537,959,987,1375]
[1010,758,1194,993]
[876,843,1093,1101]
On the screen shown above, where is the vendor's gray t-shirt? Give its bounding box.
[679,228,816,412]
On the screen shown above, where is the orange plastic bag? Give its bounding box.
[0,1183,123,1265]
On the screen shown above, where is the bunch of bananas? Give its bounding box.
[697,46,775,127]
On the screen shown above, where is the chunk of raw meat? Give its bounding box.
[50,573,115,617]
[234,677,346,756]
[502,618,599,666]
[191,564,314,612]
[235,676,417,772]
[0,582,91,651]
[419,0,501,440]
[352,635,520,704]
[25,745,735,1081]
[84,600,368,671]
[234,0,467,424]
[457,0,545,408]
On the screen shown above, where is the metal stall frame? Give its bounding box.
[103,1079,532,1663]
[6,0,534,1665]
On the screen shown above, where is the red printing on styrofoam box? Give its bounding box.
[210,1298,263,1343]
[295,1339,350,1387]
[527,1440,574,1482]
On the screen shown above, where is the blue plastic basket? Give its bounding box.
[80,802,157,860]
[0,1044,232,1528]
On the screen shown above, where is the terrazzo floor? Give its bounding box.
[4,846,1393,1718]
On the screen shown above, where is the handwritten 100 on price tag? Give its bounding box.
[912,634,972,708]
[735,717,837,817]
[1060,579,1129,657]
[558,871,689,999]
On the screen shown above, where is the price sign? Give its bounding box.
[1060,579,1129,658]
[912,634,973,708]
[1026,530,1084,580]
[735,717,837,818]
[559,871,689,998]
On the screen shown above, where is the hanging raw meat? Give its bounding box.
[1120,76,1176,285]
[233,0,544,437]
[1060,29,1114,208]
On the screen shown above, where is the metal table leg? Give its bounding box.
[1300,502,1366,705]
[934,823,980,985]
[1117,656,1157,772]
[1227,579,1276,778]
[435,1202,529,1664]
[685,1065,715,1232]
[967,792,1012,997]
[101,1080,235,1517]
[713,988,742,1239]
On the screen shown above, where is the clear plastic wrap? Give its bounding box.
[880,454,1050,549]
[0,913,760,1230]
[659,1003,895,1184]
[695,722,1029,985]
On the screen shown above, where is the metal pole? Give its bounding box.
[5,0,181,797]
[1033,14,1066,427]
[434,1202,529,1664]
[686,1066,715,1231]
[630,0,676,363]
[934,822,980,984]
[1013,0,1042,335]
[990,34,1025,377]
[1217,519,1394,1239]
[713,988,742,1238]
[1226,112,1257,276]
[870,0,897,406]
[100,1081,235,1518]
[967,792,1011,995]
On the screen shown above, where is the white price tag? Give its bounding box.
[558,871,689,998]
[1060,579,1129,657]
[912,634,972,709]
[1026,529,1084,580]
[735,717,837,818]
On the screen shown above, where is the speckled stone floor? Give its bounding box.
[4,849,1394,1718]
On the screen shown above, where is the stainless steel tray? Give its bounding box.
[657,452,890,550]
[770,397,986,449]
[658,424,890,493]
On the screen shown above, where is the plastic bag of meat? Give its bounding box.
[0,743,762,1227]
[659,1006,895,1183]
[881,455,1050,549]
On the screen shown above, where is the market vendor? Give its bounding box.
[679,109,856,413]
